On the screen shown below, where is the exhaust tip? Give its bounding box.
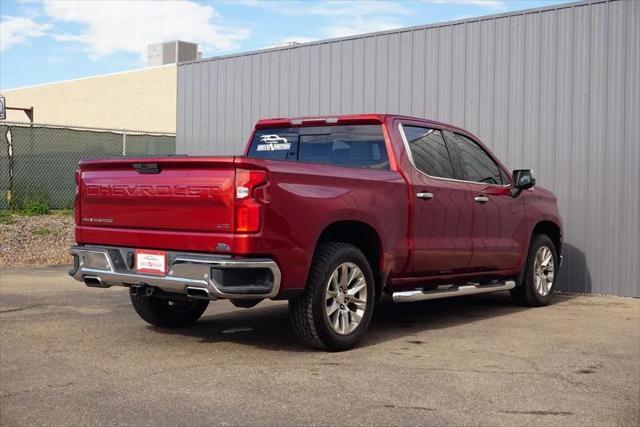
[84,276,109,288]
[186,287,211,300]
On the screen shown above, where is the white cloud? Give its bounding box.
[239,0,407,41]
[225,0,261,6]
[0,15,50,52]
[281,0,410,16]
[269,36,319,48]
[424,0,506,8]
[42,0,250,60]
[326,18,404,38]
[240,0,410,17]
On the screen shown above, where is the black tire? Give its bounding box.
[511,234,558,307]
[130,291,209,327]
[289,242,375,351]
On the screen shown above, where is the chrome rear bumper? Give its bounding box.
[69,245,281,300]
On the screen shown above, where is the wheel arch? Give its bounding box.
[532,220,562,257]
[312,220,384,301]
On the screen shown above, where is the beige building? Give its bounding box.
[2,64,177,133]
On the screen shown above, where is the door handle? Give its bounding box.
[474,195,489,204]
[416,192,434,200]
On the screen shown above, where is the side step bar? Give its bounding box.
[392,280,516,303]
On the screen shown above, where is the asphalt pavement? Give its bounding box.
[1,266,638,426]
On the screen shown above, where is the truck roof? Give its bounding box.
[255,114,467,133]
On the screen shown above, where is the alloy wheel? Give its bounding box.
[324,262,368,335]
[533,245,555,296]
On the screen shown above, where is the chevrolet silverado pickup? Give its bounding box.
[70,114,562,351]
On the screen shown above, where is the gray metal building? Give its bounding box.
[176,0,639,297]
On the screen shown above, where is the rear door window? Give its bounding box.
[248,125,389,170]
[402,125,456,179]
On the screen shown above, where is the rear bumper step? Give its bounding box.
[69,245,281,300]
[392,280,516,303]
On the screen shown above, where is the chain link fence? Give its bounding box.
[0,122,175,209]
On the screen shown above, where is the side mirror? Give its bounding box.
[511,169,535,197]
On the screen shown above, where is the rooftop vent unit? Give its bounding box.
[147,41,201,66]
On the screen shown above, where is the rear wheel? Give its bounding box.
[289,242,375,351]
[130,291,209,327]
[511,234,557,307]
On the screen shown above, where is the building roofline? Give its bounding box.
[1,63,175,92]
[179,0,600,67]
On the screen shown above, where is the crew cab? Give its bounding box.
[70,114,562,351]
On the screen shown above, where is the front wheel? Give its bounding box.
[130,291,209,327]
[289,242,375,351]
[511,234,558,307]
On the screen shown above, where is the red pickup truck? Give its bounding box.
[70,114,562,351]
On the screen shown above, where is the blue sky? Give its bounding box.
[1,0,570,90]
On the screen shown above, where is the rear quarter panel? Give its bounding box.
[235,158,409,291]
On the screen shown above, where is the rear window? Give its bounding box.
[247,125,389,170]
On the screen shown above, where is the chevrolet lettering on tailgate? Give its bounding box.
[85,184,222,198]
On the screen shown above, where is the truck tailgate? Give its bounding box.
[78,157,235,233]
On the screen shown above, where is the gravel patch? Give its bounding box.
[0,212,75,267]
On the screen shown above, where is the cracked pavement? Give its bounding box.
[1,266,639,426]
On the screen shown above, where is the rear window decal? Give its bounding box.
[256,134,291,151]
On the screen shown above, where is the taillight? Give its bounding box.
[234,169,266,233]
[74,169,81,224]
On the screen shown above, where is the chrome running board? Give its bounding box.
[392,280,516,303]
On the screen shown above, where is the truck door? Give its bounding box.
[398,123,475,276]
[445,131,526,272]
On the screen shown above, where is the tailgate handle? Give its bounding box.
[132,163,161,174]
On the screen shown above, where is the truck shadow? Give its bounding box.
[365,293,565,348]
[555,243,592,294]
[151,292,578,352]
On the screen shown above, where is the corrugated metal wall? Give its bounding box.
[177,0,639,297]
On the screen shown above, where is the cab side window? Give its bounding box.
[403,126,456,179]
[452,133,503,184]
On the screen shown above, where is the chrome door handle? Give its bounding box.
[474,195,489,204]
[416,192,434,200]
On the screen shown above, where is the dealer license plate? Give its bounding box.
[135,250,167,275]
